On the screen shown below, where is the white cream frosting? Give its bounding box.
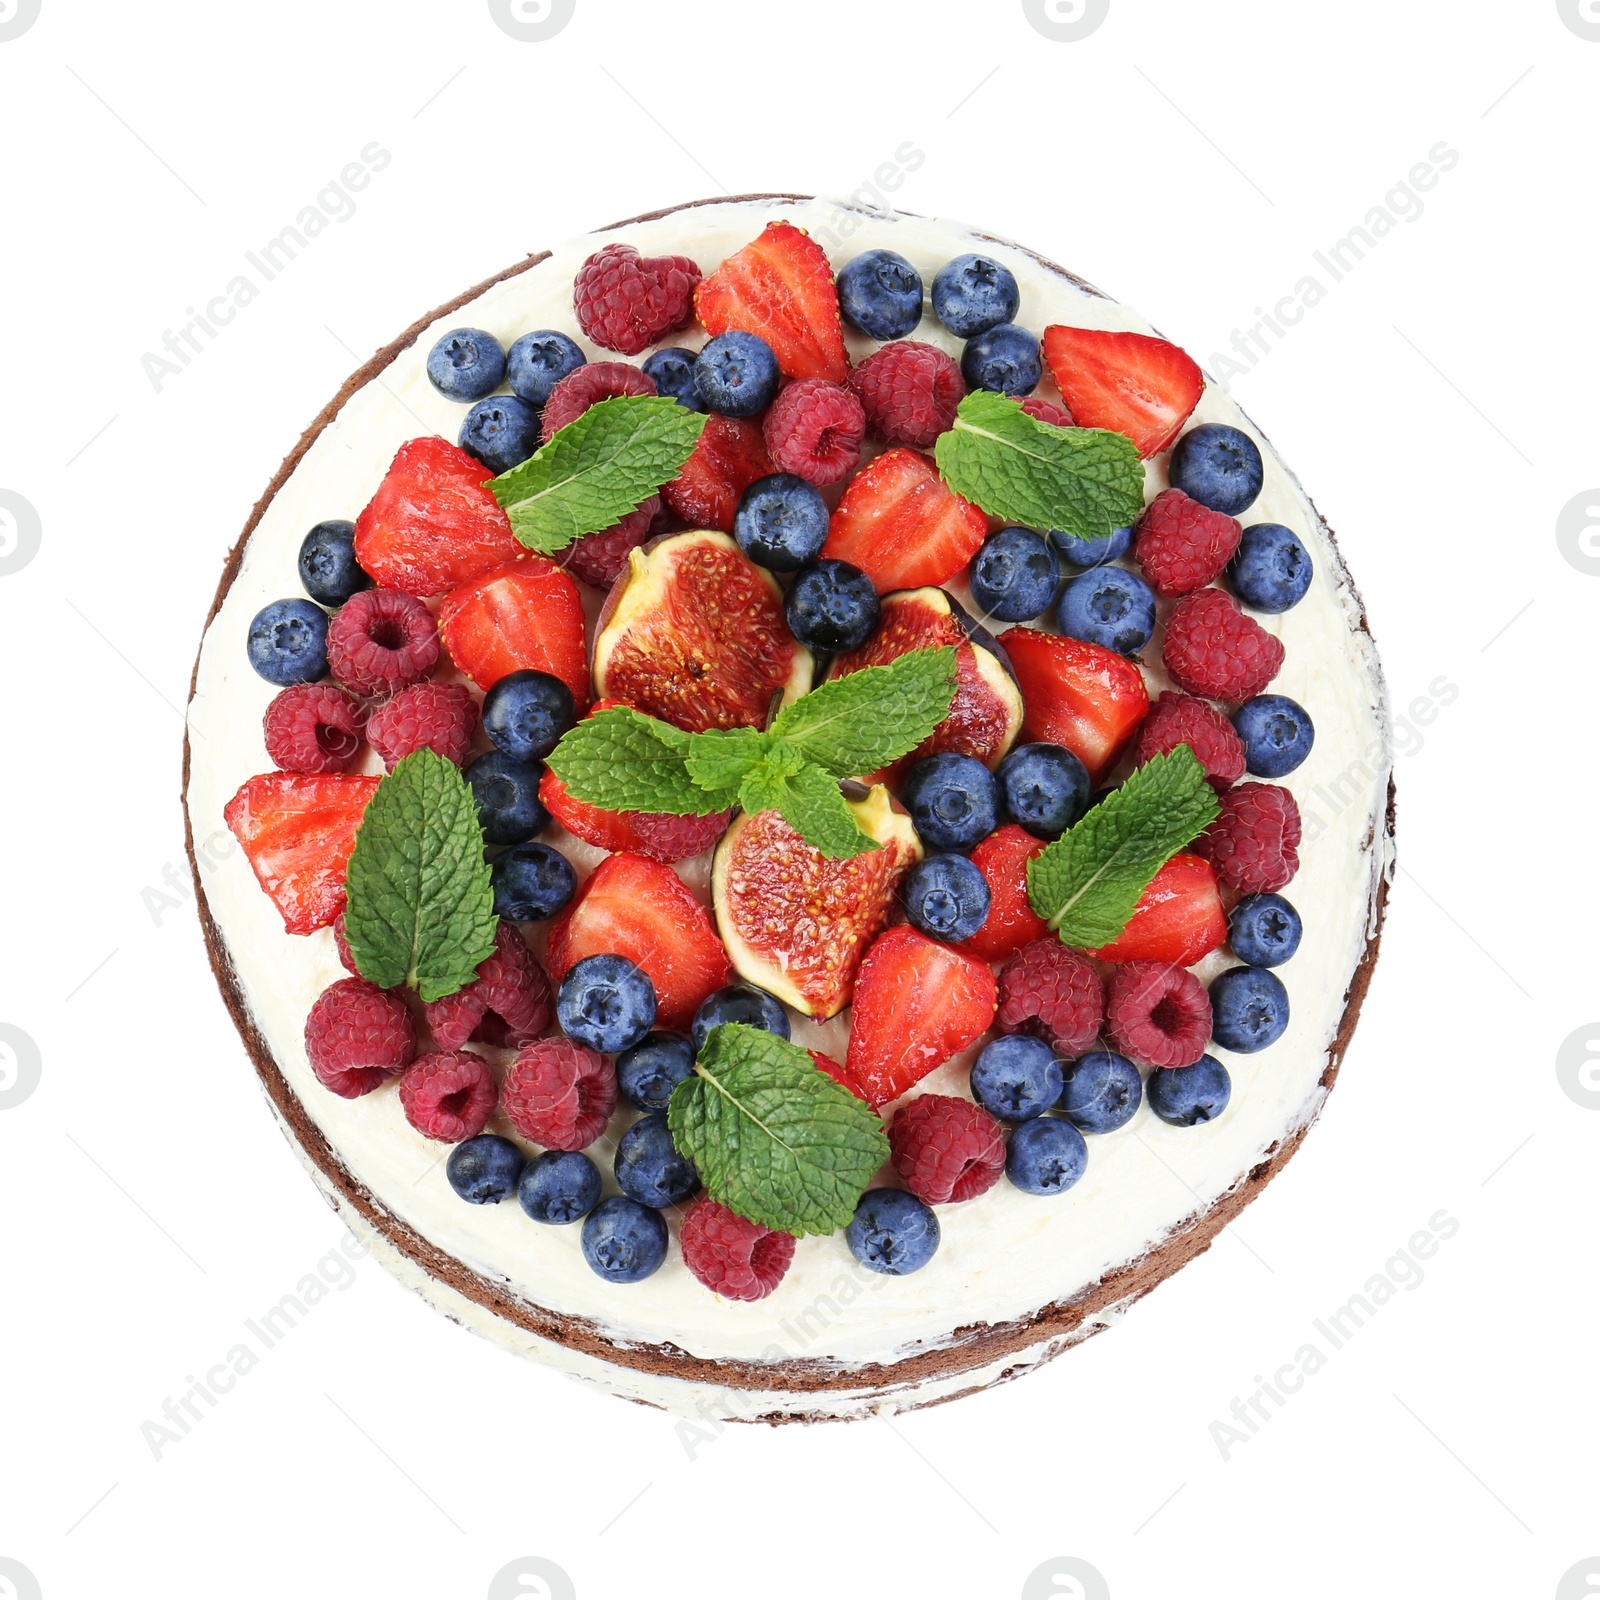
[185,198,1391,1419]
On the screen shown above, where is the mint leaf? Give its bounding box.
[343,749,498,1002]
[667,1023,890,1236]
[545,707,727,815]
[489,395,706,554]
[771,646,959,778]
[1026,746,1220,947]
[772,764,881,859]
[933,390,1146,542]
[685,727,774,805]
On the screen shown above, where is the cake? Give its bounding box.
[184,195,1393,1423]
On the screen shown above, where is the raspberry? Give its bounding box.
[1134,690,1246,789]
[573,243,700,357]
[889,1094,1006,1205]
[425,920,552,1051]
[1162,587,1285,701]
[558,495,659,590]
[679,1195,796,1302]
[366,680,478,769]
[628,807,733,863]
[304,977,416,1098]
[398,1050,498,1142]
[1019,395,1074,427]
[332,912,361,976]
[849,341,965,450]
[263,683,366,773]
[1105,961,1212,1069]
[762,379,865,486]
[542,361,657,441]
[326,588,439,697]
[1135,488,1242,598]
[1197,782,1301,892]
[502,1037,617,1150]
[996,940,1105,1056]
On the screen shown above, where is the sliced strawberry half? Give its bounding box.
[1041,326,1204,458]
[223,772,382,935]
[960,824,1051,964]
[821,449,988,593]
[694,221,849,383]
[439,557,588,706]
[998,626,1150,783]
[1086,852,1226,966]
[809,1050,870,1103]
[661,414,773,533]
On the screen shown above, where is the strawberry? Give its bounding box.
[438,557,588,706]
[960,825,1051,964]
[223,772,381,935]
[808,1049,869,1103]
[352,437,523,596]
[1041,326,1204,458]
[694,221,849,383]
[539,767,641,854]
[998,626,1150,783]
[544,853,732,1032]
[821,449,989,592]
[846,925,998,1109]
[661,414,773,533]
[1087,852,1227,966]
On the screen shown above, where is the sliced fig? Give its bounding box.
[827,587,1023,782]
[593,529,813,733]
[712,784,922,1020]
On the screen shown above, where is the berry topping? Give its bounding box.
[627,808,734,863]
[1041,325,1203,458]
[582,1195,669,1282]
[695,330,782,417]
[423,919,552,1052]
[1147,1055,1231,1126]
[506,329,585,407]
[846,1188,941,1276]
[762,378,865,486]
[1105,961,1212,1069]
[483,670,576,763]
[1169,423,1264,517]
[459,395,541,475]
[325,588,440,698]
[541,360,657,441]
[1229,522,1312,613]
[298,519,371,608]
[837,249,925,341]
[889,1093,1006,1204]
[660,414,774,532]
[642,346,701,409]
[960,825,1050,963]
[1056,565,1157,656]
[465,751,550,847]
[1134,488,1244,598]
[573,242,700,356]
[931,254,1020,338]
[996,742,1091,839]
[901,752,1000,852]
[680,1195,796,1302]
[784,559,880,653]
[1086,852,1227,967]
[1006,1117,1088,1196]
[970,526,1061,623]
[616,1032,695,1113]
[902,853,992,943]
[1227,892,1302,968]
[263,683,365,774]
[502,1036,617,1150]
[489,841,577,922]
[994,940,1105,1057]
[558,495,660,591]
[690,982,790,1052]
[519,1149,603,1224]
[971,1034,1064,1122]
[1209,965,1290,1054]
[1054,522,1132,569]
[398,1050,498,1143]
[247,599,329,687]
[1058,1050,1142,1134]
[961,322,1042,396]
[848,341,965,450]
[1197,781,1301,892]
[1135,691,1247,789]
[425,327,506,402]
[614,1111,700,1208]
[304,976,416,1098]
[366,680,478,770]
[447,1135,525,1205]
[1019,395,1074,428]
[734,473,831,571]
[1161,587,1285,702]
[1233,694,1314,778]
[439,557,589,705]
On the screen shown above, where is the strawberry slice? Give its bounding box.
[809,1049,870,1103]
[821,449,988,592]
[661,414,773,533]
[846,925,998,1109]
[539,768,641,854]
[544,853,732,1031]
[439,557,588,706]
[1041,326,1203,458]
[1086,852,1226,966]
[960,825,1051,964]
[998,626,1150,783]
[223,772,381,935]
[694,221,849,383]
[353,437,524,596]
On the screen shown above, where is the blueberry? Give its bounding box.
[1057,565,1156,656]
[558,954,657,1053]
[616,1032,695,1112]
[614,1111,700,1208]
[467,752,550,847]
[1006,1117,1088,1195]
[695,331,781,417]
[1058,1051,1143,1134]
[971,1035,1064,1121]
[642,346,702,409]
[426,326,506,402]
[1147,1055,1232,1125]
[482,670,576,762]
[1228,893,1302,968]
[1209,967,1289,1053]
[901,753,999,853]
[846,1188,941,1276]
[1233,694,1314,778]
[961,323,1042,396]
[581,1195,668,1282]
[969,526,1059,622]
[247,598,328,686]
[1053,524,1133,570]
[902,854,991,943]
[785,559,880,652]
[518,1149,602,1224]
[691,983,789,1053]
[836,249,924,341]
[734,474,830,571]
[490,841,576,920]
[298,519,371,607]
[1169,423,1264,516]
[1230,522,1312,613]
[932,253,1020,338]
[506,329,585,407]
[446,1134,525,1204]
[996,743,1091,839]
[459,395,541,474]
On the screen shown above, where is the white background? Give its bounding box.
[1,2,1596,1597]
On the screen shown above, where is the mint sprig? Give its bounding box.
[667,1024,890,1236]
[342,749,498,1002]
[1026,746,1220,947]
[933,390,1146,542]
[488,395,706,554]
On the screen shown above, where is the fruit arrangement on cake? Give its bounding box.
[185,197,1391,1421]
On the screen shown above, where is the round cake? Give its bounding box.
[184,195,1393,1422]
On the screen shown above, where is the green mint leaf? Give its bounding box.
[545,707,728,815]
[489,395,707,554]
[772,764,881,859]
[1025,746,1220,947]
[667,1023,890,1236]
[933,389,1146,542]
[343,749,498,1003]
[771,646,959,778]
[686,727,777,806]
